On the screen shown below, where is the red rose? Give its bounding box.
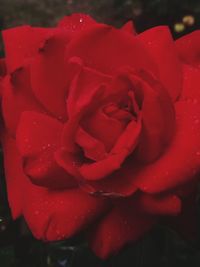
[1,14,200,258]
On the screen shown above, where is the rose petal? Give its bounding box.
[30,30,70,119]
[66,62,111,116]
[65,24,157,76]
[75,127,108,161]
[88,199,155,259]
[2,26,50,72]
[135,71,175,163]
[2,134,109,241]
[80,119,141,181]
[80,161,138,197]
[138,26,182,101]
[2,67,45,136]
[180,64,200,101]
[23,187,109,242]
[175,30,200,67]
[133,100,200,193]
[83,109,127,152]
[121,21,136,35]
[137,193,181,216]
[16,111,76,188]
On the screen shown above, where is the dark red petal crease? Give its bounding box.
[80,119,141,180]
[137,193,181,216]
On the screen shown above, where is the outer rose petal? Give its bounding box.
[180,64,200,101]
[16,111,76,188]
[2,67,46,136]
[121,21,136,35]
[2,26,50,72]
[2,134,109,241]
[88,199,155,259]
[138,26,182,101]
[23,187,109,242]
[30,30,70,119]
[65,24,158,76]
[133,100,200,193]
[175,30,200,67]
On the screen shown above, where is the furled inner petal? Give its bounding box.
[132,70,175,163]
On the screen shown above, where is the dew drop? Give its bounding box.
[34,210,40,215]
[79,18,83,23]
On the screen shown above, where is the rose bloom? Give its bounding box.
[0,14,200,258]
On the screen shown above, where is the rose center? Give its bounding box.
[81,93,138,153]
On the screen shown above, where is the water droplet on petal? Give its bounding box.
[34,210,40,215]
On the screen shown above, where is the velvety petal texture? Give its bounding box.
[0,13,199,259]
[2,134,109,240]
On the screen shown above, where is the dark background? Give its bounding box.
[0,0,200,266]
